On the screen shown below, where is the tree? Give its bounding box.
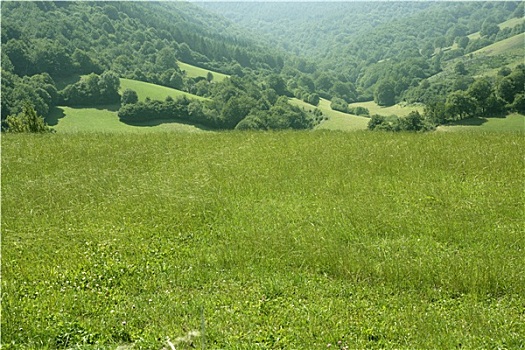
[374,80,396,106]
[480,20,499,37]
[445,90,476,121]
[206,71,214,83]
[307,93,320,106]
[121,89,139,105]
[400,111,425,131]
[457,36,470,49]
[156,47,179,71]
[454,62,468,76]
[266,74,288,96]
[4,103,52,133]
[467,78,493,115]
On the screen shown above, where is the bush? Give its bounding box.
[4,103,52,133]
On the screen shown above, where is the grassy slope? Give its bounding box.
[2,132,524,349]
[178,61,229,82]
[48,79,209,133]
[349,101,424,117]
[120,78,208,102]
[466,17,524,41]
[473,32,524,57]
[47,106,207,133]
[439,113,525,133]
[291,98,369,131]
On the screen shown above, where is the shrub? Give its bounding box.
[4,103,52,133]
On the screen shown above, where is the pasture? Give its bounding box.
[177,61,229,82]
[290,98,369,131]
[2,131,524,349]
[439,113,525,133]
[120,78,208,102]
[348,101,424,118]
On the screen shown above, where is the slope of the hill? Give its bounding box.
[199,2,522,99]
[1,1,284,79]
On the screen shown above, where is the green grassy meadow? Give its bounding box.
[2,131,524,349]
[291,98,369,131]
[440,113,525,133]
[47,79,211,133]
[349,101,424,118]
[120,78,208,102]
[177,61,229,82]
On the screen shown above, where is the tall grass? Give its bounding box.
[2,131,524,349]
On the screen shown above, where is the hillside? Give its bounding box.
[3,1,523,133]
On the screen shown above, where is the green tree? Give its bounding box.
[4,103,51,133]
[445,90,476,120]
[467,78,493,115]
[454,62,468,75]
[374,81,396,106]
[121,89,139,105]
[480,20,499,37]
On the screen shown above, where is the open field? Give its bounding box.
[439,113,525,133]
[46,78,211,133]
[46,105,208,134]
[473,33,525,57]
[120,78,208,102]
[177,61,229,82]
[291,98,369,131]
[2,131,524,349]
[349,101,424,117]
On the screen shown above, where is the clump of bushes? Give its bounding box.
[368,111,434,132]
[330,97,369,116]
[3,103,52,133]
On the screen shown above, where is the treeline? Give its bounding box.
[118,75,321,130]
[201,1,522,104]
[408,64,524,122]
[368,64,525,132]
[1,1,284,83]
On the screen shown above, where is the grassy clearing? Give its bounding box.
[178,61,229,82]
[120,78,207,102]
[46,106,208,133]
[349,101,424,117]
[291,98,369,131]
[2,131,524,349]
[439,113,525,133]
[46,79,211,133]
[473,33,525,57]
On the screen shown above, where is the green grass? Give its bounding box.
[473,33,525,57]
[291,98,369,131]
[178,61,229,82]
[46,105,208,134]
[46,78,211,133]
[439,113,525,133]
[120,78,208,102]
[2,131,524,349]
[349,101,424,117]
[498,16,525,30]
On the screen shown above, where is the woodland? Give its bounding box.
[1,1,524,131]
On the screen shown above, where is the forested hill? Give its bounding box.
[2,1,524,133]
[1,1,283,79]
[199,2,523,97]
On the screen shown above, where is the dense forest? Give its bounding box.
[1,1,524,132]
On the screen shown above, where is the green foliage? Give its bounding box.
[121,89,139,105]
[1,70,58,119]
[60,72,121,106]
[374,81,396,107]
[4,103,52,133]
[368,111,434,132]
[330,97,348,113]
